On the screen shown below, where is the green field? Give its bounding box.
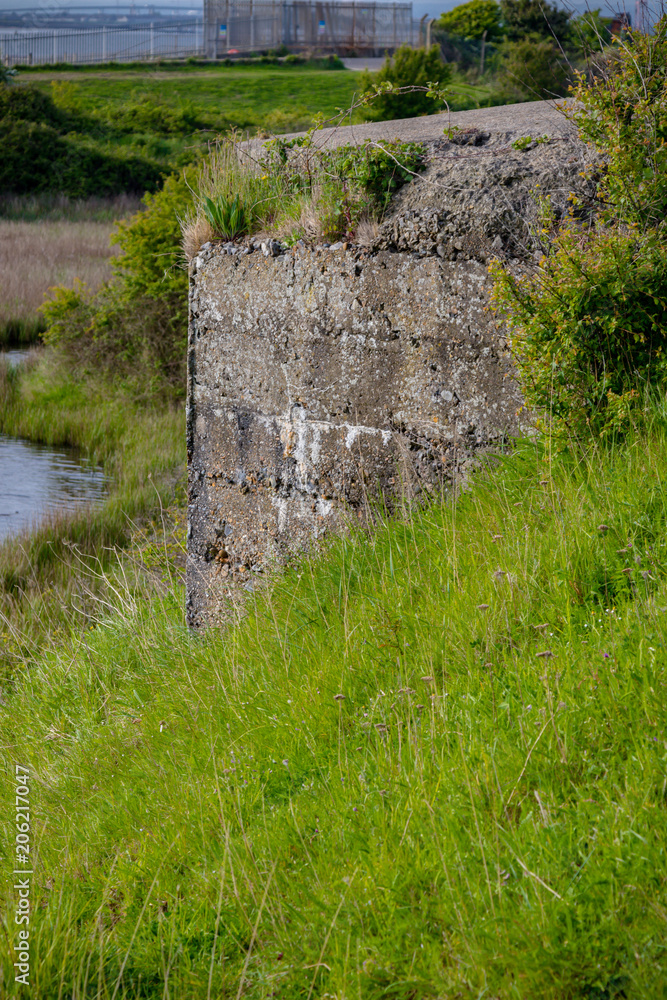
[24,63,365,136]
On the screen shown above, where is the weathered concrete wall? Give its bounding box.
[187,100,596,626]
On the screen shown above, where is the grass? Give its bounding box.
[0,355,184,680]
[1,414,666,998]
[25,63,364,139]
[24,62,496,152]
[0,193,142,224]
[0,218,121,342]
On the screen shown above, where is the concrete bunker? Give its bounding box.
[186,100,596,626]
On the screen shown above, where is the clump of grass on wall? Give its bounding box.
[182,133,426,254]
[492,17,667,442]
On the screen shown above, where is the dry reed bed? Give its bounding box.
[0,219,119,323]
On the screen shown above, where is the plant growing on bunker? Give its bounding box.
[181,80,448,252]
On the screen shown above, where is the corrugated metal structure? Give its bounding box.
[203,1,415,56]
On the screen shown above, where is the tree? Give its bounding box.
[499,0,571,43]
[436,0,502,40]
[497,37,569,99]
[359,45,450,122]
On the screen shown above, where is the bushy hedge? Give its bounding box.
[493,18,667,441]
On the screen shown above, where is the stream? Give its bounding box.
[0,351,110,540]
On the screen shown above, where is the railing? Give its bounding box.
[0,3,422,67]
[0,20,203,66]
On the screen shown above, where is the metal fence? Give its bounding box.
[203,1,415,56]
[0,2,418,67]
[0,20,203,66]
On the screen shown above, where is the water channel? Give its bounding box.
[0,351,110,540]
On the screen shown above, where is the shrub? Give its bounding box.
[42,172,192,399]
[492,229,667,440]
[571,17,667,231]
[436,0,502,40]
[359,45,450,121]
[103,95,204,136]
[320,140,426,212]
[0,85,163,197]
[499,0,571,44]
[496,37,569,100]
[492,18,667,441]
[0,82,70,126]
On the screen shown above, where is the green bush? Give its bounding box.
[496,37,569,100]
[103,95,205,136]
[321,140,427,211]
[0,81,71,126]
[359,45,450,121]
[436,0,502,40]
[492,229,667,440]
[571,17,667,230]
[42,172,191,399]
[499,0,571,44]
[492,18,667,441]
[245,136,427,242]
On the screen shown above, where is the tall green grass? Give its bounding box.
[0,355,184,678]
[1,417,666,998]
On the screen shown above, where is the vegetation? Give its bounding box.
[1,63,362,199]
[189,134,426,249]
[1,16,665,998]
[0,216,120,346]
[499,0,571,44]
[2,420,667,997]
[41,174,191,400]
[0,84,164,197]
[431,0,613,100]
[493,17,667,441]
[358,45,450,121]
[0,354,184,681]
[497,36,568,101]
[436,0,503,40]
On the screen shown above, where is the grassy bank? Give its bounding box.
[0,356,184,680]
[1,417,666,997]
